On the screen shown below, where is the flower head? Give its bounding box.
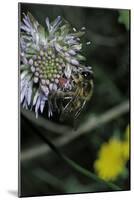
[121,141,129,161]
[94,125,130,181]
[20,12,93,118]
[94,138,126,181]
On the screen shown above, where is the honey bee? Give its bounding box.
[48,67,93,121]
[59,67,94,121]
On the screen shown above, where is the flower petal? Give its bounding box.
[35,96,41,118]
[46,17,50,31]
[27,82,33,105]
[33,90,39,106]
[64,64,72,78]
[40,99,46,113]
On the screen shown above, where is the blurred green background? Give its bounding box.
[20,3,130,197]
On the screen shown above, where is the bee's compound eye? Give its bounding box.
[82,71,94,80]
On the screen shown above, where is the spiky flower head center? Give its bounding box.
[29,47,65,91]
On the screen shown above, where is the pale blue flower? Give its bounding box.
[20,12,92,118]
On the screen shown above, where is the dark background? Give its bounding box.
[19,3,130,197]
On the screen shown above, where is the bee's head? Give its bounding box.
[81,67,94,80]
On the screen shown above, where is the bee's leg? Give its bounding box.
[62,94,74,113]
[60,92,76,122]
[58,91,72,110]
[52,91,59,111]
[72,74,82,84]
[74,88,84,119]
[59,95,73,122]
[57,91,65,113]
[74,100,86,119]
[52,91,64,114]
[59,100,65,115]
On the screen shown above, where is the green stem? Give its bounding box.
[42,135,121,191]
[30,122,122,191]
[62,155,121,191]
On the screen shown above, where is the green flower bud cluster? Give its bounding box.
[29,48,65,89]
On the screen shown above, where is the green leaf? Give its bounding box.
[118,10,130,30]
[72,31,85,37]
[27,12,39,28]
[20,64,29,71]
[38,25,46,43]
[60,24,70,36]
[76,54,86,61]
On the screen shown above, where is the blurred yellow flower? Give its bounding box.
[121,141,129,160]
[94,138,126,181]
[122,125,130,160]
